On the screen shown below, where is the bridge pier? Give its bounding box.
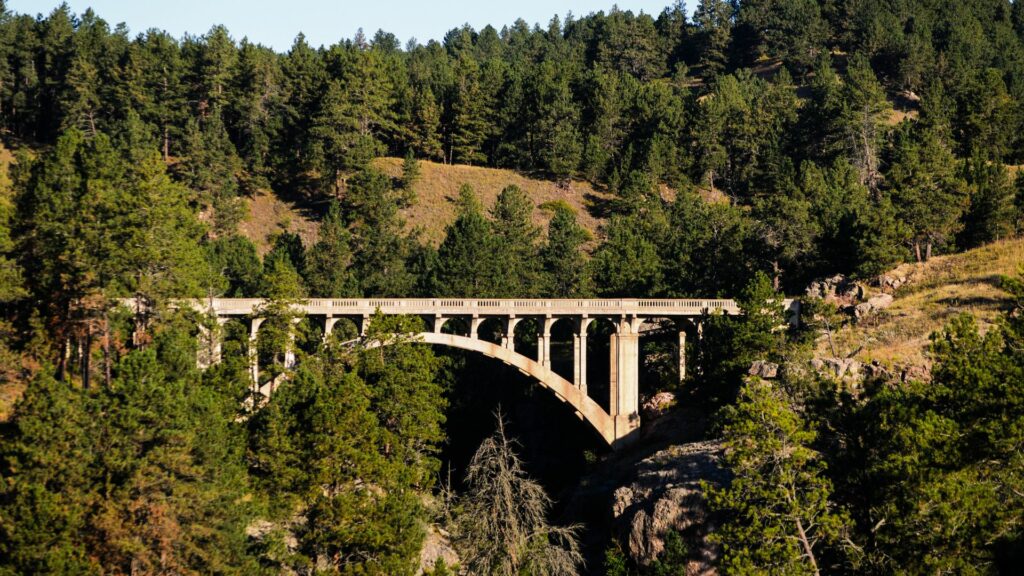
[610,316,641,442]
[574,317,591,393]
[249,317,264,386]
[504,317,521,350]
[678,329,686,383]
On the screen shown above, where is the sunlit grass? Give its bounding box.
[826,238,1024,368]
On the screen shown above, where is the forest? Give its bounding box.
[0,0,1023,574]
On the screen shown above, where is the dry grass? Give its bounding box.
[825,238,1024,368]
[373,157,614,245]
[238,190,321,256]
[0,380,25,422]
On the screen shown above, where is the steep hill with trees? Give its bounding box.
[0,1,1023,574]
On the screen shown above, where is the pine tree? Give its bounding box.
[960,154,1016,248]
[590,213,663,297]
[541,206,591,297]
[346,169,417,296]
[888,123,967,261]
[694,0,733,78]
[304,200,358,297]
[445,55,491,165]
[708,379,851,575]
[435,186,496,297]
[490,185,543,297]
[841,56,890,193]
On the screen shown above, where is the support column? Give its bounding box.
[359,314,370,337]
[249,317,264,386]
[284,318,300,369]
[470,316,483,340]
[539,316,556,369]
[433,315,446,334]
[574,317,591,393]
[504,317,522,350]
[678,328,686,384]
[197,317,227,370]
[611,316,641,443]
[324,316,339,342]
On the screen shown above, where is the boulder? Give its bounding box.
[879,274,908,293]
[854,293,894,320]
[806,274,864,303]
[812,357,863,379]
[748,360,779,379]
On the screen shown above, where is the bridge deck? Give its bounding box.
[188,297,745,317]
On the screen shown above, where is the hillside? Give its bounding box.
[822,238,1024,369]
[239,158,617,253]
[376,157,614,245]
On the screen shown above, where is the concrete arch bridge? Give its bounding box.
[183,298,798,449]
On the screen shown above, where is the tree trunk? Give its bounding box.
[913,241,922,263]
[103,310,112,388]
[925,242,932,261]
[163,125,170,162]
[58,336,68,381]
[795,517,821,576]
[772,260,781,291]
[82,329,92,390]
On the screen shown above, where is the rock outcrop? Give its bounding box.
[417,525,459,575]
[854,293,894,320]
[806,274,864,302]
[611,441,728,573]
[748,360,779,379]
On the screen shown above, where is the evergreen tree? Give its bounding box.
[304,200,358,297]
[840,56,890,193]
[709,378,851,575]
[490,185,543,297]
[888,123,968,261]
[541,206,591,297]
[345,169,417,296]
[694,0,733,78]
[435,186,496,297]
[960,155,1016,248]
[591,213,663,297]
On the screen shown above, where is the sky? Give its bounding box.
[9,0,685,51]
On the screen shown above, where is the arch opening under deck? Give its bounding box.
[374,331,626,446]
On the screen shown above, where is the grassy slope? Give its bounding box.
[238,158,616,253]
[373,157,613,245]
[825,238,1024,369]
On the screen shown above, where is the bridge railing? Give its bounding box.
[175,297,748,316]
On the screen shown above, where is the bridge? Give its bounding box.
[177,297,799,448]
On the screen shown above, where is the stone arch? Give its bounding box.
[438,316,471,337]
[407,332,622,446]
[510,317,539,360]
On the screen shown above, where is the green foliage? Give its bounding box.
[591,213,664,297]
[708,379,851,575]
[0,328,259,574]
[542,206,591,297]
[304,201,358,297]
[248,314,446,574]
[850,311,1024,572]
